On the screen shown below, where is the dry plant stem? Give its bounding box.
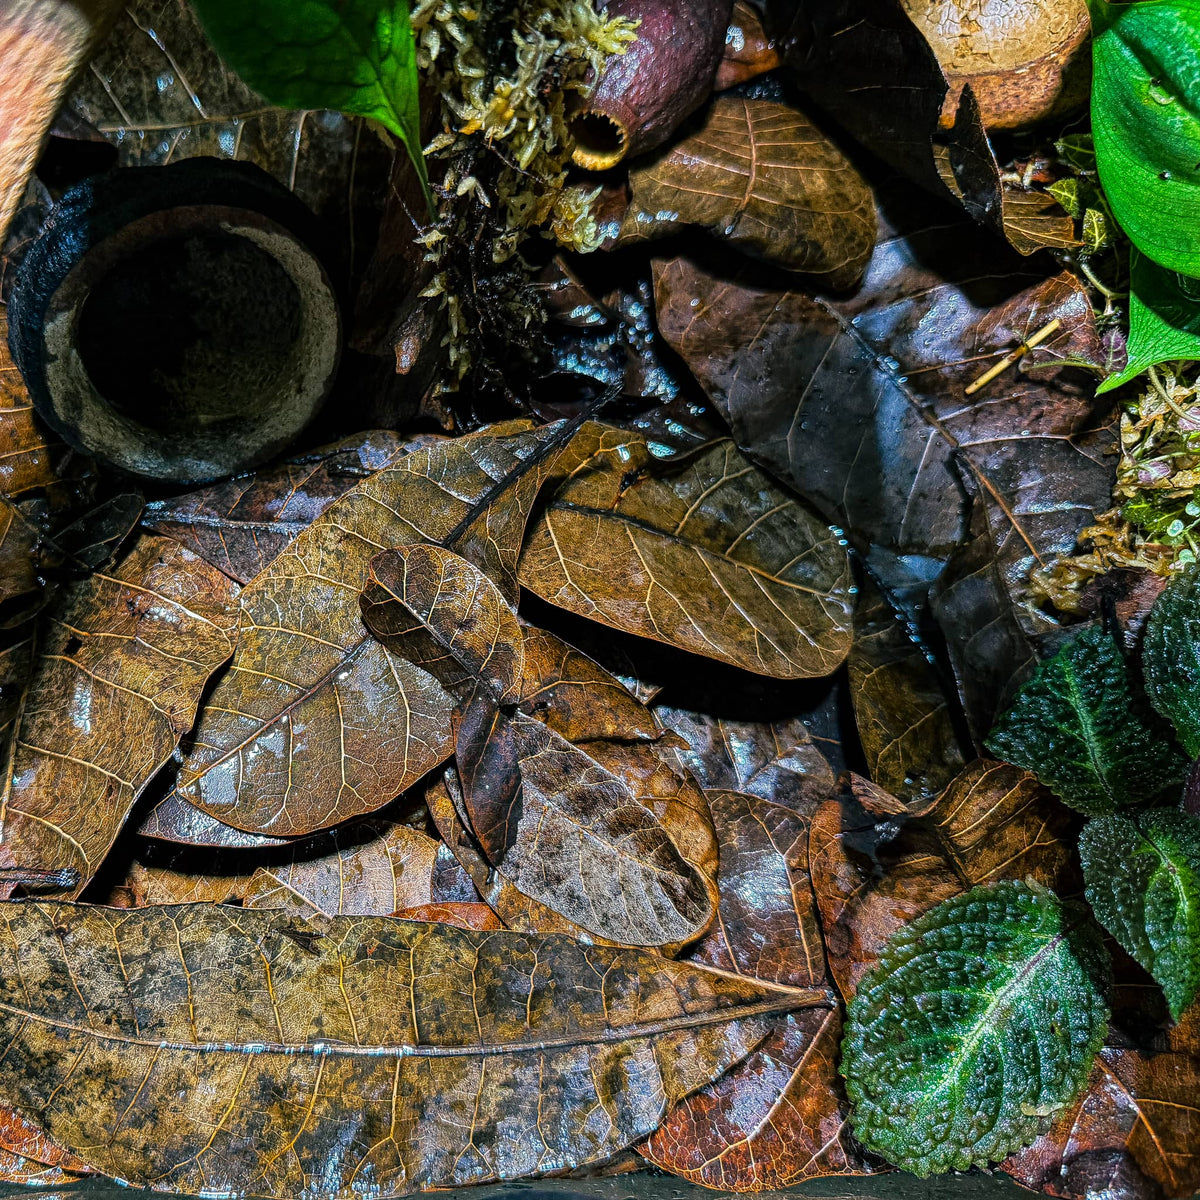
[964,317,1062,395]
[0,0,124,242]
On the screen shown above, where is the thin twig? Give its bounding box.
[964,318,1063,396]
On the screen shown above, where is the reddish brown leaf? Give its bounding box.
[394,902,504,931]
[0,536,239,895]
[618,98,876,290]
[716,1,783,90]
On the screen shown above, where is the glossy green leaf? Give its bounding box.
[841,880,1110,1176]
[1098,252,1200,392]
[985,625,1184,815]
[191,0,432,210]
[1091,0,1200,274]
[1143,564,1200,755]
[1081,809,1200,1020]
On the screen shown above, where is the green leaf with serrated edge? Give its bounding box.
[1090,0,1200,275]
[1081,809,1200,1020]
[841,880,1110,1177]
[1144,564,1200,756]
[1098,252,1200,393]
[986,625,1185,815]
[191,0,433,212]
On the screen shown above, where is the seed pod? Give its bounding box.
[571,0,734,170]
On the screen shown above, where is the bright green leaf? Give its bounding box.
[1098,252,1200,392]
[1081,809,1200,1020]
[191,0,433,212]
[1091,0,1200,275]
[1143,564,1200,755]
[841,880,1110,1176]
[985,624,1185,815]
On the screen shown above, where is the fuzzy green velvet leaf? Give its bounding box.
[1144,564,1200,757]
[841,880,1110,1176]
[986,625,1184,815]
[1081,809,1200,1021]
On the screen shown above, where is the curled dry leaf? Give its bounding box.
[0,536,238,896]
[362,545,525,704]
[617,97,877,290]
[901,0,1091,132]
[765,0,1003,228]
[137,791,291,849]
[0,902,826,1196]
[114,818,446,918]
[518,423,854,680]
[0,1103,90,1187]
[848,575,966,806]
[143,431,415,585]
[810,759,1075,1000]
[170,422,568,838]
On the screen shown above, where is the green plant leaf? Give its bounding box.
[1091,0,1200,275]
[841,880,1110,1176]
[1081,809,1200,1020]
[190,0,432,211]
[1143,564,1200,755]
[985,624,1185,815]
[1098,252,1200,392]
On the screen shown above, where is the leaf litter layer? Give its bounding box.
[0,0,1196,1197]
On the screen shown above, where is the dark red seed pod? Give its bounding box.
[571,0,734,170]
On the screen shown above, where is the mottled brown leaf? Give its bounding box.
[716,1,782,90]
[0,902,825,1195]
[0,536,238,895]
[810,759,1075,1000]
[1003,1043,1200,1200]
[138,792,291,848]
[453,701,718,951]
[116,818,444,917]
[144,431,415,585]
[0,313,70,501]
[644,787,873,1188]
[519,423,854,680]
[849,575,966,806]
[362,545,525,704]
[0,497,38,610]
[394,902,504,931]
[1003,186,1081,257]
[171,423,568,838]
[618,98,876,290]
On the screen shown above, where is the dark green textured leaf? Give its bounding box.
[1081,809,1200,1021]
[191,0,431,209]
[841,879,1110,1176]
[1099,252,1200,393]
[1091,0,1200,274]
[1144,564,1200,756]
[986,625,1184,815]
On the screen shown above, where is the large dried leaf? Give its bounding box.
[67,0,393,278]
[810,759,1075,1001]
[518,424,854,680]
[115,818,445,917]
[171,423,567,838]
[138,792,291,849]
[618,98,876,290]
[0,902,824,1195]
[0,536,238,895]
[362,545,525,704]
[453,702,718,951]
[143,431,414,585]
[849,575,966,806]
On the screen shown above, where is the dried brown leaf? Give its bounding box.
[618,98,876,289]
[0,901,826,1195]
[0,536,238,895]
[518,424,854,680]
